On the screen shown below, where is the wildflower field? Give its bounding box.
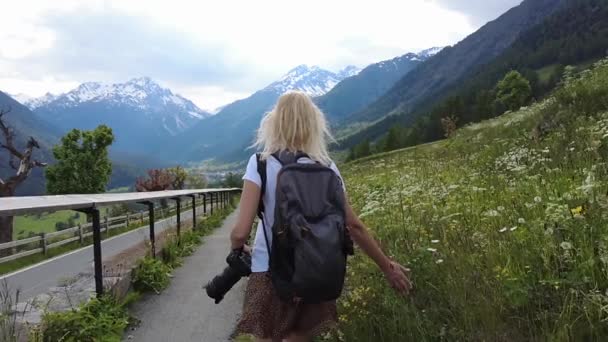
[336,60,608,341]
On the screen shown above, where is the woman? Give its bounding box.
[230,91,412,342]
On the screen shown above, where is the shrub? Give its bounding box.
[161,235,184,268]
[131,257,172,294]
[41,295,129,342]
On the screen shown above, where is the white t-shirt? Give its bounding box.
[242,153,344,272]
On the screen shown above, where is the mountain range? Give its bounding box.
[27,77,210,155]
[4,0,593,193]
[156,64,364,163]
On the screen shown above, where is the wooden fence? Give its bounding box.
[0,192,221,264]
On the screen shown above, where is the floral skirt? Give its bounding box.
[236,272,338,340]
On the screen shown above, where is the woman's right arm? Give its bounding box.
[345,197,412,295]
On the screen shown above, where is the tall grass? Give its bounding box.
[333,59,608,341]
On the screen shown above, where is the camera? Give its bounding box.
[204,247,252,304]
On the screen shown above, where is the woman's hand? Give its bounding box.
[383,261,412,295]
[243,244,252,254]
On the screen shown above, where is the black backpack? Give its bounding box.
[256,151,353,303]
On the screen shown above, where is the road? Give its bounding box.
[0,202,218,302]
[125,208,245,342]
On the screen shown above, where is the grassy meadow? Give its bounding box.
[332,60,608,341]
[13,211,86,238]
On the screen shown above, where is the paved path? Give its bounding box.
[0,202,218,302]
[125,209,245,342]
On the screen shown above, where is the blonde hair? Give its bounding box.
[254,91,334,165]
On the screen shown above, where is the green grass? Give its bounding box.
[14,211,86,238]
[329,59,608,341]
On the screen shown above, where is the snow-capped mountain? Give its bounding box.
[417,46,445,59]
[163,64,356,162]
[23,93,58,110]
[33,77,209,121]
[265,65,355,97]
[31,77,211,155]
[10,93,34,105]
[33,77,210,135]
[337,65,361,79]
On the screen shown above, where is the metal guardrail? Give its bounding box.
[0,188,241,296]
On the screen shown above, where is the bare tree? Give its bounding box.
[0,108,47,244]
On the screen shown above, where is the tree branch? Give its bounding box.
[0,107,47,194]
[0,107,24,160]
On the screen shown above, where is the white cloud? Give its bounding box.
[0,0,515,109]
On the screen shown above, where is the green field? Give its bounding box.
[333,60,608,341]
[13,211,86,238]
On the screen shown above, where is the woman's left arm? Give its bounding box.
[230,180,261,250]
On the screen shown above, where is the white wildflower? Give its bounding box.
[510,226,518,232]
[435,259,444,264]
[518,218,526,224]
[499,227,508,233]
[431,240,440,244]
[427,248,437,253]
[484,210,500,217]
[560,242,573,250]
[534,196,542,203]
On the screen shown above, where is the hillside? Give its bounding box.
[339,0,566,140]
[335,59,608,340]
[342,0,608,152]
[316,48,441,123]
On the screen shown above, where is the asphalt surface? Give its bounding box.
[0,202,218,302]
[125,208,245,342]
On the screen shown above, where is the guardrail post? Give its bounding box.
[78,223,83,244]
[77,208,103,297]
[104,216,109,236]
[40,233,47,255]
[139,202,156,258]
[140,211,144,224]
[210,193,214,215]
[171,197,181,245]
[202,194,207,215]
[126,213,130,227]
[189,195,197,229]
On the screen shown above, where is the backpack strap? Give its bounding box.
[255,153,267,220]
[256,153,273,263]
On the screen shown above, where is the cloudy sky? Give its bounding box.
[0,0,521,110]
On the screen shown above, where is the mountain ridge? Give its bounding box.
[316,48,443,123]
[30,77,211,155]
[341,0,567,131]
[161,64,358,163]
